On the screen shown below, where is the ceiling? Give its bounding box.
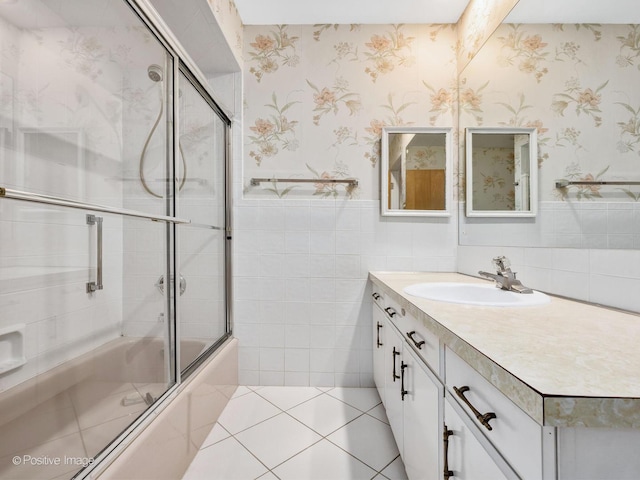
[234,0,469,25]
[235,0,640,25]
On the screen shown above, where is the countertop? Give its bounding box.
[369,271,640,429]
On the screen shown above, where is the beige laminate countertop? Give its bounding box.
[369,271,640,429]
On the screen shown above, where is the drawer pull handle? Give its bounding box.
[406,331,425,349]
[376,322,383,348]
[392,347,400,381]
[400,361,408,400]
[453,386,497,431]
[372,292,381,300]
[384,307,397,318]
[443,425,454,479]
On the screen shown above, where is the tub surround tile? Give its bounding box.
[370,272,640,429]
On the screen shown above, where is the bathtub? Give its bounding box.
[0,336,235,480]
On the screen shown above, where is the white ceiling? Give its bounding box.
[234,0,469,25]
[235,0,640,25]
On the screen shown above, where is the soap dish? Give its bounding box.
[0,324,26,374]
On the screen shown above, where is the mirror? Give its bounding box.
[381,127,452,217]
[465,127,537,217]
[458,6,640,249]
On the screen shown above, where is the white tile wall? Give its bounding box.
[458,245,640,312]
[233,199,458,387]
[460,201,640,249]
[0,203,123,393]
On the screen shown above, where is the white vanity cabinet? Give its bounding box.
[376,298,443,480]
[383,315,405,453]
[372,292,386,403]
[371,272,640,480]
[402,342,443,480]
[444,348,551,480]
[443,393,512,480]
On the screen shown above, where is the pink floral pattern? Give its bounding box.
[248,93,299,165]
[247,26,299,82]
[363,25,415,82]
[307,78,362,126]
[551,78,608,127]
[497,25,550,83]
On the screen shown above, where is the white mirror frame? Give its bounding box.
[465,127,538,218]
[380,126,452,217]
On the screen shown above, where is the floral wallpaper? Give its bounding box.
[470,146,515,210]
[406,145,446,170]
[460,23,640,203]
[243,24,458,200]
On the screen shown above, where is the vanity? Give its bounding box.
[370,271,640,480]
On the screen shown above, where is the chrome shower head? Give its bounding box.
[147,64,163,82]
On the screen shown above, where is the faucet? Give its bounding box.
[478,256,533,294]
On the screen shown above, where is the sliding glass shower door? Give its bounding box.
[176,68,230,375]
[0,0,234,477]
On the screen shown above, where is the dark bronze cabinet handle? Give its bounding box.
[406,331,425,349]
[453,386,497,431]
[376,322,383,348]
[372,292,381,300]
[443,425,454,479]
[384,307,397,317]
[392,347,400,381]
[400,361,408,400]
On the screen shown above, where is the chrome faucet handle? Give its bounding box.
[492,256,512,274]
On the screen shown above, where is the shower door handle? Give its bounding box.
[87,214,104,293]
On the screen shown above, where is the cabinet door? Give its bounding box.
[384,321,405,454]
[372,303,386,403]
[403,345,443,480]
[444,394,516,480]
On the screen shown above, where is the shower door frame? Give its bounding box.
[69,0,234,477]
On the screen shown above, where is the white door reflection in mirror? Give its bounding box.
[465,127,537,217]
[381,126,452,217]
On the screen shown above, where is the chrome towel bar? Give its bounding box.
[555,180,640,188]
[250,177,358,187]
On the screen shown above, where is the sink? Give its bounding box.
[403,282,550,307]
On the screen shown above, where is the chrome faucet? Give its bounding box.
[478,256,533,294]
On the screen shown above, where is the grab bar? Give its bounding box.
[0,186,190,224]
[86,214,103,293]
[250,177,358,187]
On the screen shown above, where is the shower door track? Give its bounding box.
[0,186,191,224]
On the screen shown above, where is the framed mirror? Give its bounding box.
[380,126,452,217]
[465,127,537,217]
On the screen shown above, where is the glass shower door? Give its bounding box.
[176,69,230,375]
[0,0,178,478]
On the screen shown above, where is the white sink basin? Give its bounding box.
[403,282,550,307]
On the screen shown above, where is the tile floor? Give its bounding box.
[183,386,408,480]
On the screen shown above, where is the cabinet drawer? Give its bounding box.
[385,296,440,377]
[445,348,544,480]
[371,288,386,310]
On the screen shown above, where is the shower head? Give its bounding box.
[147,64,163,82]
